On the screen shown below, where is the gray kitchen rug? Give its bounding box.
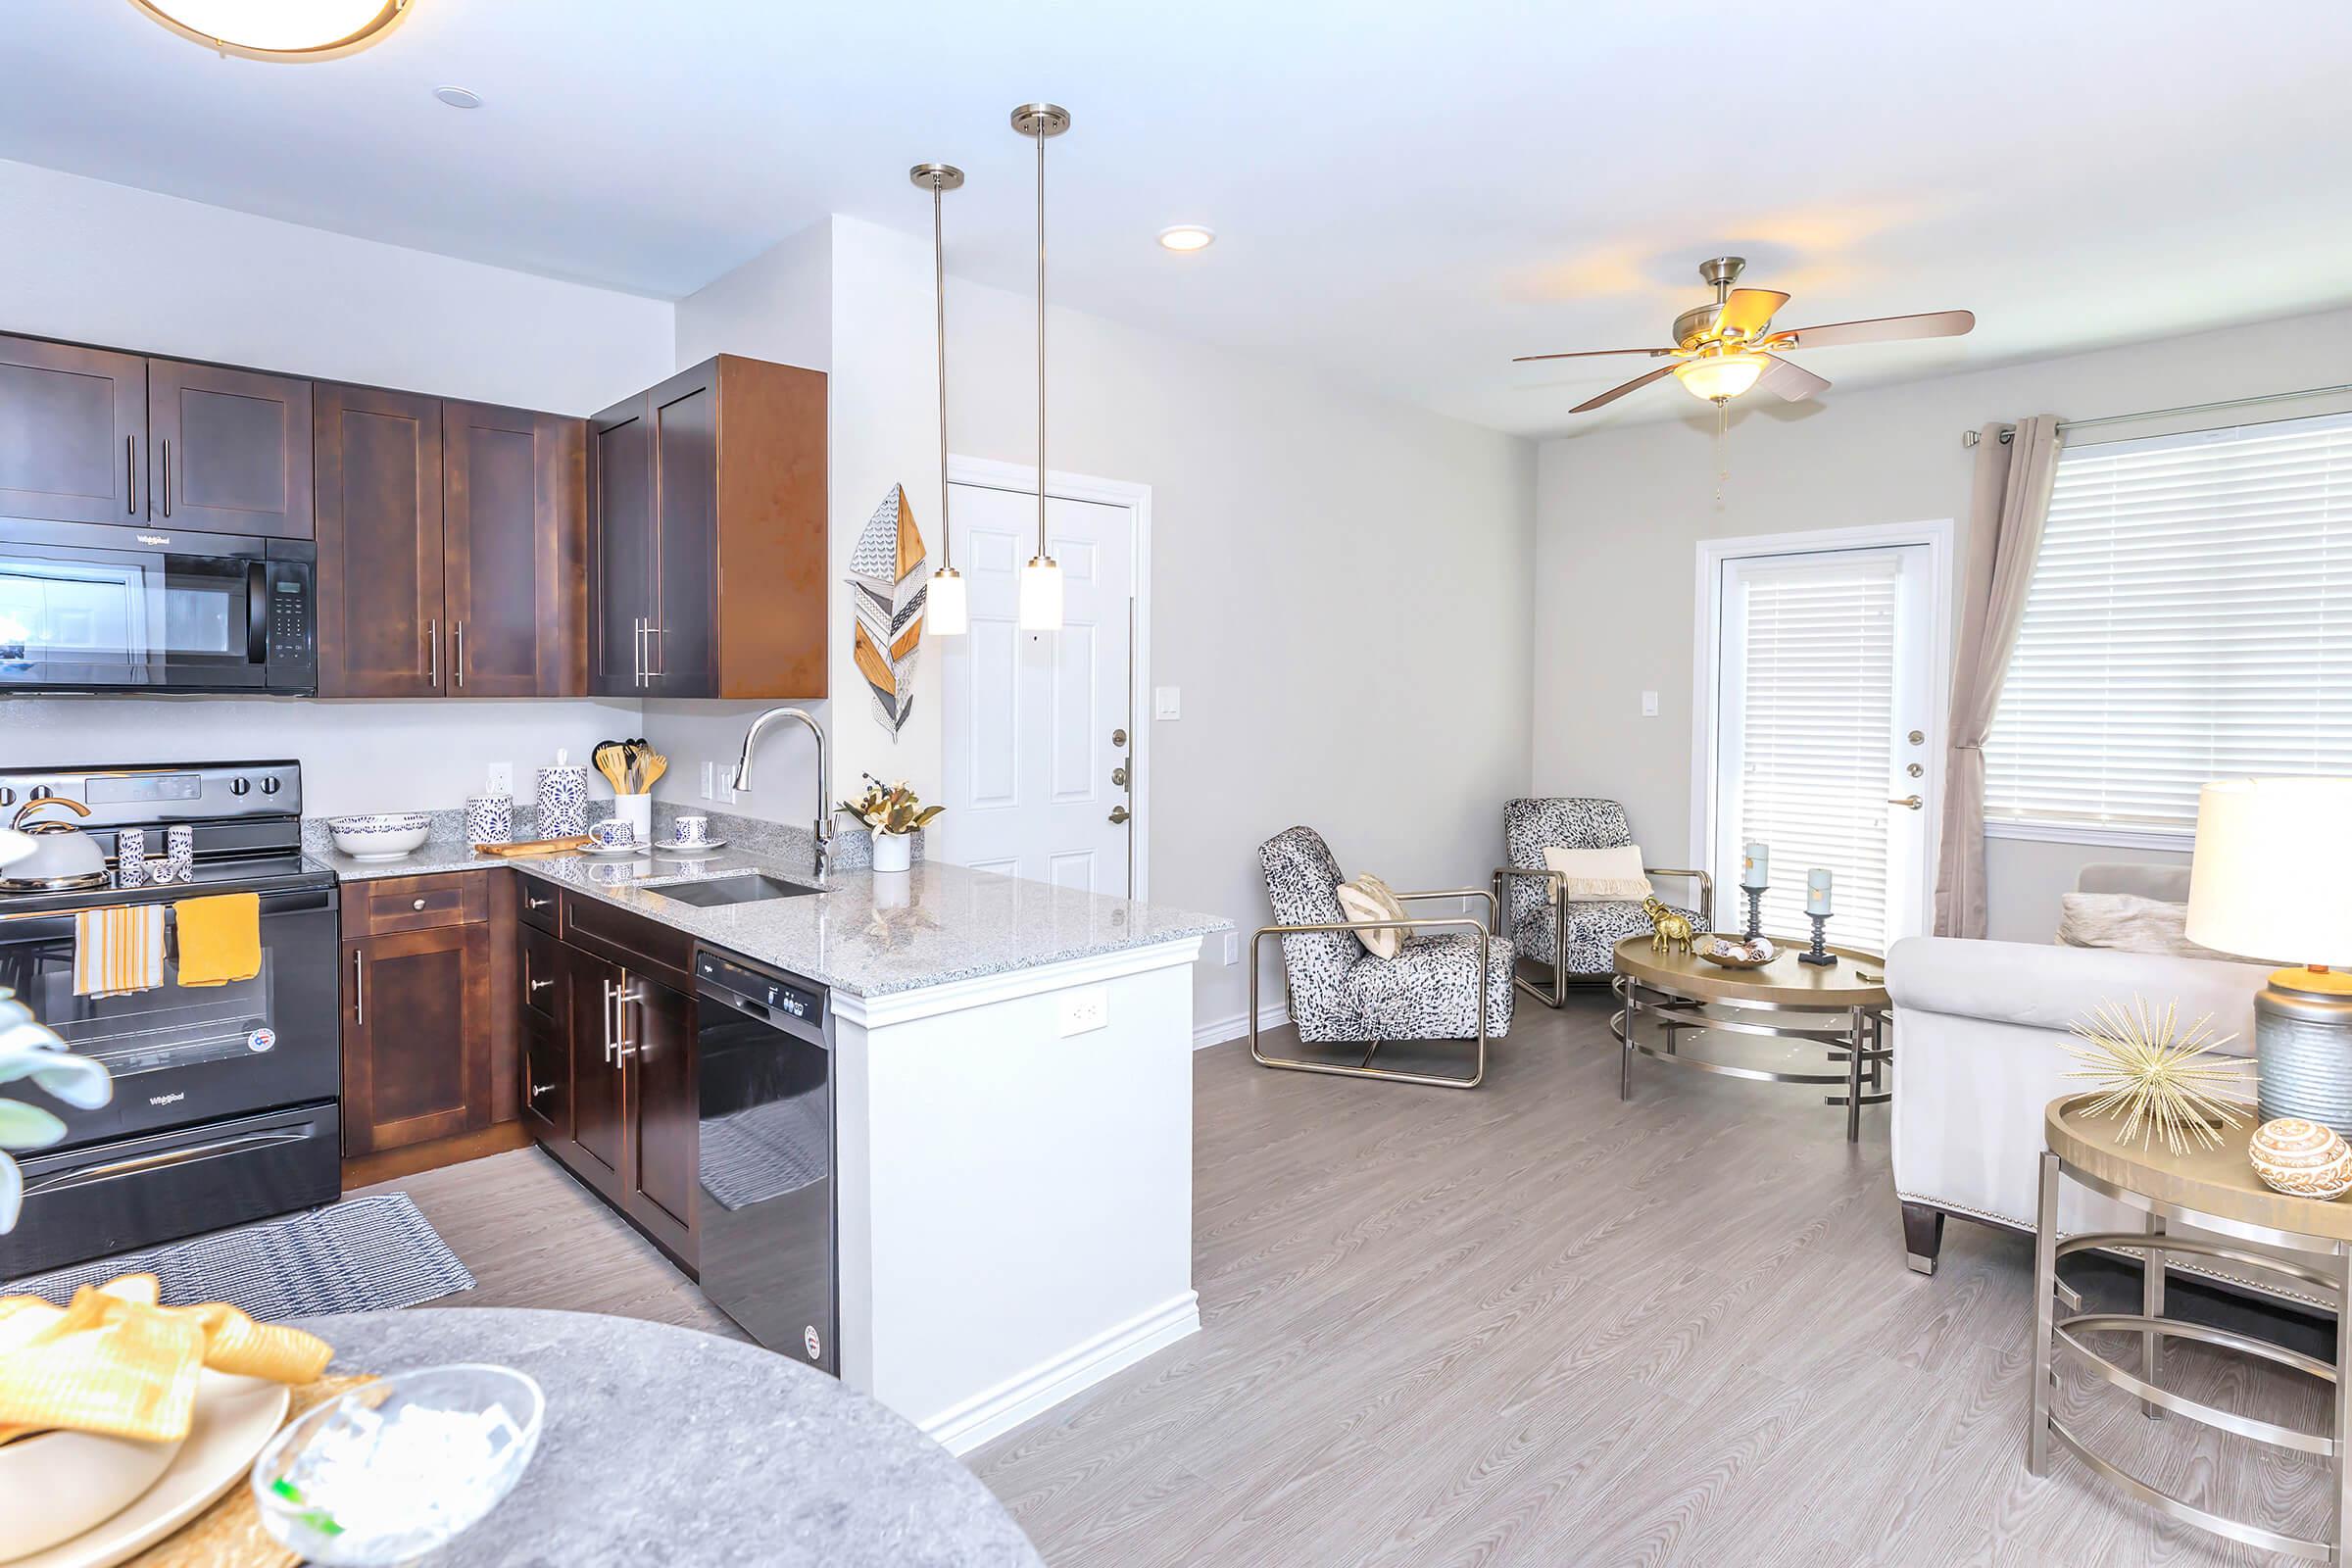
[5,1192,474,1316]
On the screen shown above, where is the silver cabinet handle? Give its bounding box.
[601,977,617,1063]
[353,948,365,1024]
[427,617,441,688]
[613,980,644,1060]
[455,619,466,689]
[412,897,427,910]
[126,436,137,514]
[161,438,171,517]
[528,1080,557,1101]
[645,622,662,678]
[528,975,554,995]
[524,890,553,911]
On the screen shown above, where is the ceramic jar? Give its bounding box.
[535,754,589,840]
[466,793,514,846]
[2250,1117,2352,1200]
[114,827,146,889]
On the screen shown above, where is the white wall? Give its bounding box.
[0,163,677,815]
[671,216,1535,1031]
[1532,306,2352,943]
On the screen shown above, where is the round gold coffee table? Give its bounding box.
[2034,1093,2352,1562]
[1609,935,1891,1142]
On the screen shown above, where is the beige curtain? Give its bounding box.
[1933,416,2062,938]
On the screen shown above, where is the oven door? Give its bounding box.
[0,521,310,693]
[0,884,340,1147]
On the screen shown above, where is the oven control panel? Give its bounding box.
[0,761,303,826]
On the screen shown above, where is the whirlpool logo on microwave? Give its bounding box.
[148,1091,187,1107]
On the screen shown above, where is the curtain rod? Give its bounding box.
[1960,380,2352,447]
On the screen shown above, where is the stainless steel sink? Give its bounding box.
[646,874,822,908]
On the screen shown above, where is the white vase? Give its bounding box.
[614,794,653,847]
[871,832,911,873]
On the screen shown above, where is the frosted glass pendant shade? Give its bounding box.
[929,567,967,636]
[1018,558,1063,631]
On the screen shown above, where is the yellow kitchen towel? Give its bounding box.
[0,1274,332,1446]
[174,893,261,988]
[74,904,165,998]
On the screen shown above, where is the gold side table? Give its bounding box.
[2034,1093,2352,1562]
[1609,936,1891,1143]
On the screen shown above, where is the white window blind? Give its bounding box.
[1984,412,2352,837]
[1733,556,1897,951]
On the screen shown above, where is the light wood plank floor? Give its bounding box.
[366,997,2335,1566]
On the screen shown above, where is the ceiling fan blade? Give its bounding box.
[1757,354,1831,402]
[1512,347,1674,364]
[1770,310,1976,350]
[1714,288,1789,337]
[1571,365,1676,414]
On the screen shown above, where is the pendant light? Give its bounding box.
[1011,102,1070,632]
[910,162,968,636]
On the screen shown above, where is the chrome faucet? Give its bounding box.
[730,707,832,879]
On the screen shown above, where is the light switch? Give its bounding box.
[1641,691,1660,717]
[1153,686,1182,720]
[1058,987,1109,1036]
[486,762,514,796]
[700,760,716,801]
[1223,931,1239,965]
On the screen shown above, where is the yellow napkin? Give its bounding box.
[174,894,262,988]
[0,1274,330,1446]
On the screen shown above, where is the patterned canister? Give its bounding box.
[164,825,194,884]
[466,793,514,846]
[114,827,147,888]
[534,751,590,840]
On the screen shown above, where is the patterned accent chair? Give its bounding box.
[1494,799,1712,1007]
[1251,826,1512,1090]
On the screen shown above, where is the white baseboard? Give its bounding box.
[921,1292,1201,1455]
[1192,999,1288,1050]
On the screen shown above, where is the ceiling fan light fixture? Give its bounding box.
[1675,351,1766,405]
[129,0,412,60]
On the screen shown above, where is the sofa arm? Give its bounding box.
[1886,936,2271,1048]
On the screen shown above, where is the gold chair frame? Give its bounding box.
[1249,887,1499,1090]
[1490,865,1714,1008]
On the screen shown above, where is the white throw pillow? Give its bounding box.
[2057,892,2266,963]
[1542,844,1653,903]
[1336,872,1410,959]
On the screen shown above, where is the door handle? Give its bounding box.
[454,619,466,689]
[644,622,662,679]
[1886,795,1923,810]
[528,975,554,995]
[352,948,365,1024]
[528,1080,557,1100]
[126,437,137,514]
[427,618,441,689]
[1108,805,1130,825]
[613,980,644,1060]
[160,438,171,517]
[602,977,617,1064]
[631,618,647,687]
[22,1129,312,1198]
[1110,763,1129,788]
[524,891,553,911]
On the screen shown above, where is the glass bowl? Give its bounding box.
[250,1363,543,1566]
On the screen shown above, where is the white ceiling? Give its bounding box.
[5,0,2350,438]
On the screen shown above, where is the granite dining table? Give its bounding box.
[290,1307,1043,1567]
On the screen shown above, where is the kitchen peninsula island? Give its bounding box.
[322,828,1229,1453]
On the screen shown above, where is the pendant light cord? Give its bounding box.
[932,175,952,572]
[1034,123,1049,564]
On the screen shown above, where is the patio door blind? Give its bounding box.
[1984,411,2352,835]
[1730,554,1899,951]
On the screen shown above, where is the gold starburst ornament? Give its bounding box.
[2063,998,2253,1154]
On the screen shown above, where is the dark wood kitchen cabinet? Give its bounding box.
[317,386,585,698]
[0,336,147,524]
[588,354,826,700]
[148,358,313,538]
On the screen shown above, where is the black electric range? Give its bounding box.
[0,761,342,1279]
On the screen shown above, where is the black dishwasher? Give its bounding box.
[694,951,836,1375]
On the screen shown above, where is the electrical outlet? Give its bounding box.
[485,761,514,796]
[1058,987,1109,1037]
[1153,686,1182,720]
[1642,690,1660,717]
[1223,931,1239,965]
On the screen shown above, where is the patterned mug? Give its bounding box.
[588,817,635,849]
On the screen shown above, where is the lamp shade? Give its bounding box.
[928,567,967,637]
[1018,558,1062,631]
[1675,352,1766,404]
[2185,778,2352,966]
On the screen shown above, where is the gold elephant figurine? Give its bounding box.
[1644,896,1693,954]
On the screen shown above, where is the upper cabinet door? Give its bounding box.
[445,401,585,698]
[0,335,147,524]
[587,394,654,698]
[148,359,314,539]
[316,384,445,698]
[647,362,719,697]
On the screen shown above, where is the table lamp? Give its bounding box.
[2185,778,2352,1135]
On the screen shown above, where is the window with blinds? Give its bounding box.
[1984,411,2352,838]
[1731,555,1898,952]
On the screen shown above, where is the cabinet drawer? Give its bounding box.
[516,874,561,934]
[344,871,489,937]
[518,922,564,1025]
[561,891,693,989]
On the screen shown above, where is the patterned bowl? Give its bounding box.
[2249,1117,2352,1200]
[328,812,432,862]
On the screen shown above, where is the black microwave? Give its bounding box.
[0,518,315,695]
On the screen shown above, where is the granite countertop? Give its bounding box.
[312,831,1230,1000]
[294,1307,1043,1568]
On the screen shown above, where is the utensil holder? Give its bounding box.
[613,794,652,846]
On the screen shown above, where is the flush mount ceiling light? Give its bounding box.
[1157,224,1215,253]
[129,0,413,61]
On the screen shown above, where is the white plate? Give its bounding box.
[574,842,650,858]
[16,1370,291,1568]
[652,838,727,856]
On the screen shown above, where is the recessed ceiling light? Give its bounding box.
[128,0,413,62]
[1157,224,1216,253]
[433,84,481,109]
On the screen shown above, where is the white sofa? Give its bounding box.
[1887,864,2271,1274]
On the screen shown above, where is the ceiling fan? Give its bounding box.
[1517,257,1975,415]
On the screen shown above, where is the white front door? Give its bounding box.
[937,479,1136,894]
[1708,542,1938,954]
